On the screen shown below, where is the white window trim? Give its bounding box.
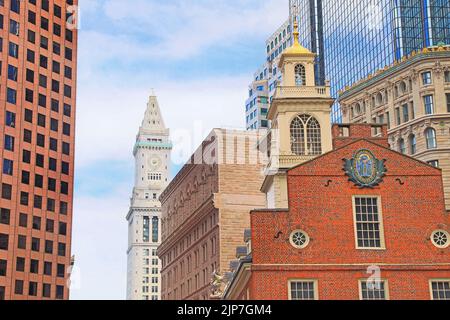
[358,279,390,300]
[352,195,386,250]
[431,230,450,249]
[429,279,450,300]
[287,279,319,300]
[289,229,310,249]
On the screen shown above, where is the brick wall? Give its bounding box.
[248,137,450,300]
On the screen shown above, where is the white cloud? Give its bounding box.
[72,0,290,300]
[75,75,250,168]
[79,0,289,62]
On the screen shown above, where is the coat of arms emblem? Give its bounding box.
[344,149,387,188]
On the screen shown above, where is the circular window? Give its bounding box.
[431,230,450,249]
[290,230,310,249]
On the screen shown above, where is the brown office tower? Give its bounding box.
[0,0,78,300]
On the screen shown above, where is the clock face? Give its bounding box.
[148,156,161,170]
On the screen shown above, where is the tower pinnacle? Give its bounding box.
[140,95,168,135]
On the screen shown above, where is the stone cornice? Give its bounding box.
[268,96,335,120]
[388,114,450,134]
[126,206,161,220]
[340,48,450,101]
[160,131,218,202]
[133,141,173,155]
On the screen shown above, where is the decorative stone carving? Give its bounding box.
[210,270,226,298]
[409,69,419,81]
[433,61,444,78]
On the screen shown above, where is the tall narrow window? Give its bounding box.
[289,280,318,300]
[8,65,18,81]
[290,115,322,156]
[0,259,6,276]
[409,134,416,155]
[424,95,434,115]
[291,116,305,155]
[307,117,322,155]
[395,107,401,125]
[425,128,437,149]
[422,71,432,85]
[446,93,450,113]
[294,64,306,86]
[402,103,409,122]
[353,197,385,249]
[359,280,388,300]
[11,0,21,13]
[386,112,390,129]
[445,71,450,83]
[152,217,159,243]
[5,111,15,127]
[143,216,150,243]
[398,138,406,154]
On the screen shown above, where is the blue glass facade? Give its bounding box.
[294,0,450,123]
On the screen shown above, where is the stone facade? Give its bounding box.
[126,95,172,300]
[158,129,266,300]
[224,124,450,300]
[339,45,450,209]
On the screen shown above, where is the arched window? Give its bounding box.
[307,117,322,155]
[398,138,406,154]
[399,81,407,94]
[376,93,383,105]
[290,115,322,156]
[290,116,305,155]
[409,134,416,155]
[425,128,437,149]
[295,64,306,86]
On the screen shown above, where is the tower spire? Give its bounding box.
[140,94,168,134]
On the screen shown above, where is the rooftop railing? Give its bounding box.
[274,85,331,99]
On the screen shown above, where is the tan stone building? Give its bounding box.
[158,129,266,300]
[339,45,450,209]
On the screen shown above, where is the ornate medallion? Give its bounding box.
[344,149,387,188]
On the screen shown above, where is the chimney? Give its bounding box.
[332,123,389,149]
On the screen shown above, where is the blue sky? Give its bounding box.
[71,0,289,299]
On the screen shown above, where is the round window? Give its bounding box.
[289,230,310,249]
[431,230,450,249]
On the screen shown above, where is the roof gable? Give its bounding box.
[288,138,442,177]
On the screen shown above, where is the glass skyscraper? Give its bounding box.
[293,0,450,122]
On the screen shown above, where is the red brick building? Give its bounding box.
[0,0,78,300]
[224,124,450,300]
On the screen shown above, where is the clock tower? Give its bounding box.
[126,94,172,300]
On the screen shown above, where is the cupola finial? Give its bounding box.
[293,18,300,46]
